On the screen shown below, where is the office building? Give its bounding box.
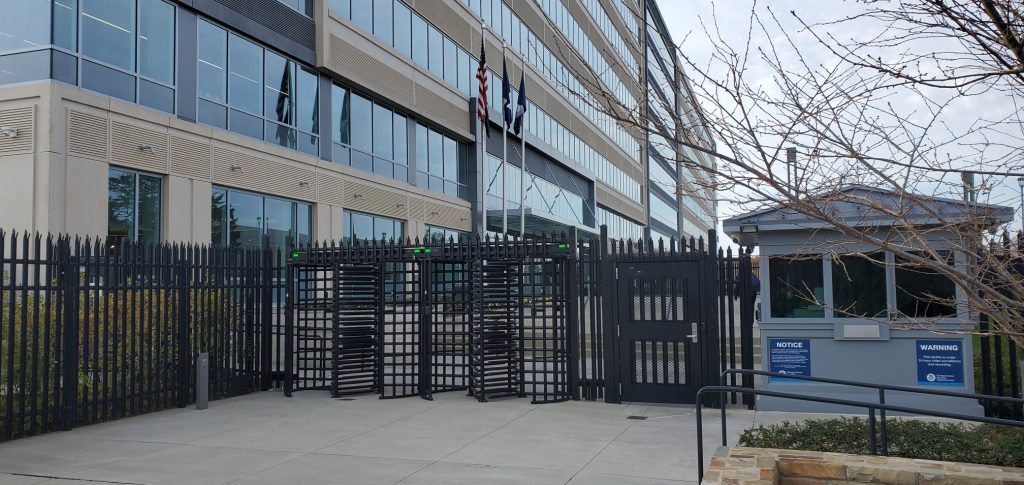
[0,0,716,248]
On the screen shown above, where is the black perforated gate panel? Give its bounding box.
[616,261,702,404]
[332,264,381,397]
[292,265,334,392]
[522,258,571,403]
[471,260,522,401]
[431,262,471,395]
[286,239,575,404]
[380,262,420,399]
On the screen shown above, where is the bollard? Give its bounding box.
[196,352,209,410]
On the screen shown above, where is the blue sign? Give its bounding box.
[769,338,811,381]
[916,340,964,386]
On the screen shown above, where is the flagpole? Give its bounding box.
[478,24,487,239]
[501,43,509,236]
[519,54,527,238]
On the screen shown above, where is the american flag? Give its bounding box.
[475,39,488,129]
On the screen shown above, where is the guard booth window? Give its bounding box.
[895,252,957,318]
[769,256,824,318]
[832,253,887,318]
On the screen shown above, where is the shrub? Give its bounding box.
[738,417,1024,467]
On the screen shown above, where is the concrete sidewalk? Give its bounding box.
[0,391,769,485]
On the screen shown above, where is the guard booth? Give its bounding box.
[282,235,578,404]
[723,186,1014,415]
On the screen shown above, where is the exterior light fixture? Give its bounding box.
[230,165,243,173]
[298,181,310,188]
[138,144,154,154]
[0,127,17,138]
[353,194,364,200]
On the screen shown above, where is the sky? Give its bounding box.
[655,0,1024,238]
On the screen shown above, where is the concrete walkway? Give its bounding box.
[0,391,775,485]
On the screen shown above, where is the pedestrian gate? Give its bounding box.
[283,231,745,406]
[284,238,576,404]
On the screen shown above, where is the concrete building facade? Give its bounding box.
[0,0,716,248]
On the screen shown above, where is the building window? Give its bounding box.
[769,256,825,318]
[425,225,469,243]
[198,19,319,156]
[330,83,410,182]
[211,187,312,252]
[137,0,175,85]
[81,0,136,72]
[4,0,177,112]
[832,253,887,318]
[276,0,313,17]
[343,211,404,241]
[895,252,957,318]
[0,1,51,53]
[108,168,162,246]
[417,124,469,199]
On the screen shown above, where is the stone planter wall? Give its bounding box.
[702,447,1024,484]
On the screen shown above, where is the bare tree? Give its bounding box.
[540,0,1024,350]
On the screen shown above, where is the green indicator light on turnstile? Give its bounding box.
[558,243,568,249]
[413,249,422,253]
[291,251,301,259]
[424,248,432,253]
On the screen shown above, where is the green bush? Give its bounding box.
[738,417,1024,467]
[1,288,245,441]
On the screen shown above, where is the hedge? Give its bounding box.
[738,417,1024,467]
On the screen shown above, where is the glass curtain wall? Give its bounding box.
[210,187,312,252]
[0,0,176,112]
[107,167,162,246]
[197,19,320,156]
[330,84,412,184]
[425,225,469,243]
[342,210,405,241]
[327,0,641,199]
[416,124,470,199]
[484,153,584,225]
[596,206,643,240]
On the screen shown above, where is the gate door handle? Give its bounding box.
[686,322,699,343]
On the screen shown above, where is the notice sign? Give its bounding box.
[916,340,964,386]
[768,338,811,381]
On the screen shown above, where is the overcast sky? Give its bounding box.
[656,0,1024,235]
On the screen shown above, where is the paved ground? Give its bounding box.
[0,391,798,485]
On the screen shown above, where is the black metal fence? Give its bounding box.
[0,230,286,443]
[1,227,760,443]
[978,315,1023,420]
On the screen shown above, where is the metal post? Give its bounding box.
[196,352,209,410]
[260,237,273,391]
[176,258,190,408]
[720,390,727,446]
[696,399,705,481]
[598,225,620,403]
[283,260,294,397]
[1017,176,1023,229]
[419,259,433,400]
[868,407,878,455]
[61,242,79,431]
[879,389,888,455]
[519,56,527,238]
[501,44,508,236]
[566,228,580,400]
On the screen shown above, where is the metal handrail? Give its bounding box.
[721,368,1024,405]
[694,385,1024,482]
[719,368,1024,456]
